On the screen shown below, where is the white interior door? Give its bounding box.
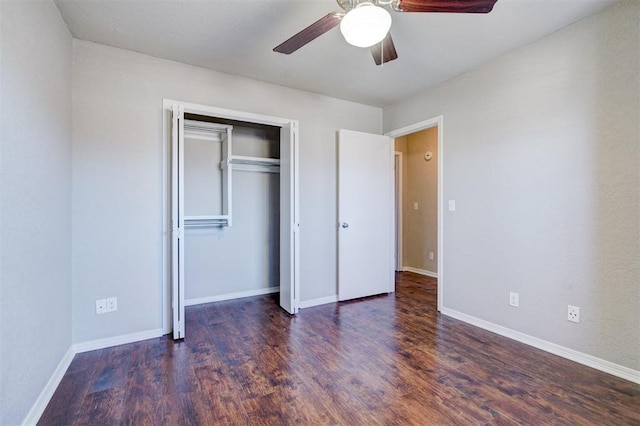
[279,122,300,314]
[171,104,185,339]
[338,129,394,301]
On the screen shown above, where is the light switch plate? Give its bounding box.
[448,200,456,211]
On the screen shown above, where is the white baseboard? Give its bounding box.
[402,266,438,278]
[185,286,279,306]
[72,328,165,353]
[21,346,76,426]
[299,295,338,309]
[441,307,640,385]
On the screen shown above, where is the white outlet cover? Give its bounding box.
[96,299,106,314]
[509,292,519,307]
[568,305,580,323]
[106,297,118,312]
[448,200,456,211]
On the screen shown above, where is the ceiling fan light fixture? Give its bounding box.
[340,3,392,48]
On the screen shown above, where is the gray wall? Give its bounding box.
[385,1,639,370]
[0,1,72,424]
[71,40,382,343]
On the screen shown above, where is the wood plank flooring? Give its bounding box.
[40,272,640,425]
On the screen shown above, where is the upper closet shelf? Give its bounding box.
[184,120,231,141]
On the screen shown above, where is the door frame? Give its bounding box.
[386,115,444,311]
[161,99,300,334]
[394,151,403,271]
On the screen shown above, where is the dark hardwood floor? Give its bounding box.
[40,272,640,425]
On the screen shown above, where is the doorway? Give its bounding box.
[386,116,443,311]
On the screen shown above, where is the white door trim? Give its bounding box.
[161,99,299,334]
[394,151,403,271]
[386,115,444,312]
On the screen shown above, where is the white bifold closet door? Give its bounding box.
[279,122,299,315]
[170,103,299,340]
[171,104,186,339]
[338,129,394,301]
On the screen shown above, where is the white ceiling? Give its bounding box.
[55,0,618,107]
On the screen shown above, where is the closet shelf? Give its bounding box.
[184,121,230,141]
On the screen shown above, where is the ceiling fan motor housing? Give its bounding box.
[337,0,399,12]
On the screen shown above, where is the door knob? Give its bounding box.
[341,222,349,228]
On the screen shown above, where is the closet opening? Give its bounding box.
[183,113,282,308]
[163,100,299,340]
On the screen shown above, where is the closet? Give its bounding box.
[167,101,299,339]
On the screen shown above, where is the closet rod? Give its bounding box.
[184,221,229,228]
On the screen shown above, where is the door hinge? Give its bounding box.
[174,228,183,239]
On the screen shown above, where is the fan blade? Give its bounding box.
[398,0,498,13]
[274,12,344,54]
[371,33,398,66]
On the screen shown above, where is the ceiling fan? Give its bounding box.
[274,0,499,65]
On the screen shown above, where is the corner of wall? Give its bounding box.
[0,1,74,424]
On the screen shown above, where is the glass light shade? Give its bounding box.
[340,4,392,48]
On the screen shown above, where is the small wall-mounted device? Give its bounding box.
[424,151,433,161]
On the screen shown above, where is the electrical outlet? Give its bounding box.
[429,252,434,260]
[106,297,118,313]
[413,202,419,210]
[509,292,519,307]
[568,305,580,323]
[96,299,106,314]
